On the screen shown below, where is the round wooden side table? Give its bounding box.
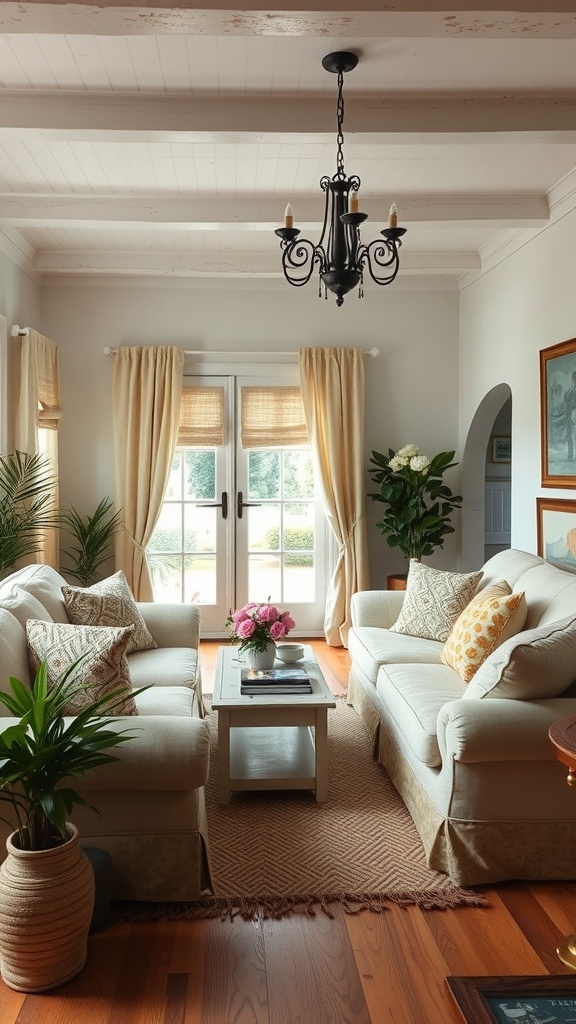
[549,715,576,970]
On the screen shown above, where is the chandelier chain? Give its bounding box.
[336,69,345,179]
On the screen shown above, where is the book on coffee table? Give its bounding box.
[240,666,312,695]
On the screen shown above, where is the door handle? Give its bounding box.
[237,491,262,519]
[195,491,228,519]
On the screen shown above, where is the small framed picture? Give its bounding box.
[447,975,576,1024]
[537,497,576,571]
[540,337,576,487]
[492,436,511,463]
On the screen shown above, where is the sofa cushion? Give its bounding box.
[26,619,138,715]
[348,626,444,685]
[0,609,31,706]
[62,570,157,654]
[464,614,576,700]
[390,560,483,643]
[0,585,53,628]
[135,685,194,717]
[7,564,70,622]
[441,582,528,682]
[127,647,199,691]
[376,662,466,767]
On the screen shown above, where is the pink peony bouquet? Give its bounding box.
[226,601,296,655]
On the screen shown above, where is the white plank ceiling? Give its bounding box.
[2,1,576,289]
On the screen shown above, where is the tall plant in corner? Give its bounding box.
[368,444,462,563]
[0,450,60,576]
[61,497,123,586]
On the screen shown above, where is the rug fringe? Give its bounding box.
[110,887,488,924]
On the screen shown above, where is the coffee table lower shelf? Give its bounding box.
[228,725,316,795]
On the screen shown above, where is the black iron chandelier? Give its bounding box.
[274,51,406,307]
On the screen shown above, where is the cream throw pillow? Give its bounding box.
[0,585,53,628]
[441,581,527,682]
[62,570,157,655]
[463,614,576,700]
[390,560,483,643]
[26,619,138,716]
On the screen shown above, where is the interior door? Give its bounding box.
[147,373,327,636]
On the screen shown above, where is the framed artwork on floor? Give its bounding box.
[447,975,576,1024]
[540,337,576,487]
[537,497,576,571]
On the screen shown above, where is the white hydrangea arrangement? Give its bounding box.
[368,444,462,563]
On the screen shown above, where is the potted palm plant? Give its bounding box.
[0,660,139,992]
[368,444,462,587]
[0,450,60,577]
[61,496,123,586]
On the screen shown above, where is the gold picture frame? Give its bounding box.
[537,497,576,571]
[540,337,576,487]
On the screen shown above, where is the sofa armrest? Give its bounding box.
[137,602,200,650]
[351,590,405,629]
[437,697,576,764]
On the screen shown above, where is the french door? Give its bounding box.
[147,374,328,636]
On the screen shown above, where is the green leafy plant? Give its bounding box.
[368,444,462,563]
[61,497,123,586]
[0,660,140,851]
[0,450,60,576]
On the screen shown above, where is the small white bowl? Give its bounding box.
[276,643,305,664]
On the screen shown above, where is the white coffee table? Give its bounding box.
[212,644,336,804]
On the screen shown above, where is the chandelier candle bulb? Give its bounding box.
[284,203,294,228]
[388,203,398,228]
[349,192,359,214]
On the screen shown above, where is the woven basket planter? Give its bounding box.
[0,823,95,992]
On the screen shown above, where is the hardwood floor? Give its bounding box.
[2,639,576,1023]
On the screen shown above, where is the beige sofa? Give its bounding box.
[348,548,576,886]
[0,563,212,902]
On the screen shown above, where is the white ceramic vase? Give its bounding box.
[243,641,276,670]
[0,823,95,992]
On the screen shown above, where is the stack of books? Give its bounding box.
[240,667,313,695]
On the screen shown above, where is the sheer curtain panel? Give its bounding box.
[112,346,184,600]
[299,347,369,647]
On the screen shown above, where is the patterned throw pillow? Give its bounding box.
[441,581,527,682]
[26,619,138,716]
[390,560,483,643]
[62,570,157,655]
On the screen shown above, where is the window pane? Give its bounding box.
[184,554,216,605]
[147,554,183,601]
[185,504,216,553]
[148,504,182,553]
[184,449,215,501]
[284,502,314,550]
[248,503,280,551]
[284,555,315,603]
[283,450,314,499]
[248,553,281,602]
[248,450,280,499]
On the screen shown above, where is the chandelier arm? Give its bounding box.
[280,237,325,287]
[358,239,402,287]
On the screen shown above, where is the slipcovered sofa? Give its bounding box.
[348,548,576,886]
[0,563,213,902]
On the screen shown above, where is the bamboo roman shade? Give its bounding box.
[178,386,225,447]
[240,386,308,448]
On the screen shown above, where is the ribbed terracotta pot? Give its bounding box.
[387,573,408,591]
[0,823,95,992]
[243,641,277,670]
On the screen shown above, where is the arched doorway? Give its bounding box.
[460,383,512,570]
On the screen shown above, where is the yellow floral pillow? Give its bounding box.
[441,581,527,682]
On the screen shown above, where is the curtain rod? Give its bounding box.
[103,346,379,358]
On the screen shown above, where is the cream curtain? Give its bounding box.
[112,346,184,600]
[299,347,369,647]
[15,331,62,568]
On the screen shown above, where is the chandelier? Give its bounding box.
[274,51,406,307]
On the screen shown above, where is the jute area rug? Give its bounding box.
[114,696,488,922]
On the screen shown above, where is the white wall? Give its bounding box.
[459,207,576,562]
[40,277,460,586]
[0,251,41,452]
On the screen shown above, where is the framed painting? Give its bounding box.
[447,975,576,1024]
[540,337,576,487]
[492,436,511,463]
[537,497,576,571]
